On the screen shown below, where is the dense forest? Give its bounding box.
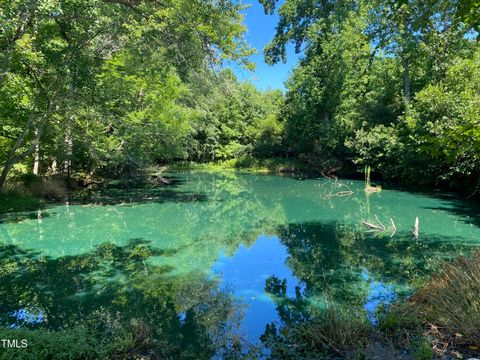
[1,0,479,197]
[261,0,480,194]
[0,0,283,195]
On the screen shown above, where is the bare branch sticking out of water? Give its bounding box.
[363,215,396,237]
[390,218,396,237]
[362,221,384,232]
[374,215,385,229]
[319,178,354,201]
[411,217,419,238]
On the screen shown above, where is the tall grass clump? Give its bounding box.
[301,306,371,358]
[405,252,480,356]
[364,165,381,193]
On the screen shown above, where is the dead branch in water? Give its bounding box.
[390,218,397,237]
[363,215,396,237]
[375,215,385,229]
[363,215,417,238]
[411,216,419,238]
[319,178,354,201]
[362,221,384,231]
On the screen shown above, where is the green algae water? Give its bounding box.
[1,171,479,357]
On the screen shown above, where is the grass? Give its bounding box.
[0,192,43,214]
[302,306,371,358]
[0,323,159,360]
[412,338,434,360]
[376,252,480,358]
[160,156,316,174]
[404,252,480,356]
[265,253,480,359]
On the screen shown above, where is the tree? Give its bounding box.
[0,0,255,190]
[260,0,479,194]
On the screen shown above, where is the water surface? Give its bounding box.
[1,172,479,356]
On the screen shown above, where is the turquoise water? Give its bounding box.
[1,171,479,356]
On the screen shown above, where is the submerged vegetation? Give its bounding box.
[0,239,255,359]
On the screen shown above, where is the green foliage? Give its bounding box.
[263,0,479,193]
[412,338,434,360]
[404,48,480,186]
[0,0,258,187]
[0,326,110,360]
[188,71,284,162]
[0,192,43,214]
[347,46,480,189]
[1,0,478,195]
[456,0,480,37]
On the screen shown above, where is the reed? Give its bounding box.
[364,165,381,193]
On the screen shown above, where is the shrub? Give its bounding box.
[0,190,43,214]
[28,178,67,200]
[0,327,103,360]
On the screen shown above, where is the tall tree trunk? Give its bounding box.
[64,78,75,187]
[64,119,73,187]
[33,127,40,175]
[0,160,15,192]
[401,11,412,103]
[0,100,53,191]
[51,159,58,174]
[0,108,37,191]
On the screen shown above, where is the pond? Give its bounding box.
[1,171,479,358]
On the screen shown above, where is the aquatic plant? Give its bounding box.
[302,306,371,358]
[364,166,381,193]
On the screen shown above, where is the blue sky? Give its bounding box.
[231,1,301,91]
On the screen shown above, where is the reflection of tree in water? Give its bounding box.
[261,221,480,358]
[0,239,252,359]
[276,221,479,302]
